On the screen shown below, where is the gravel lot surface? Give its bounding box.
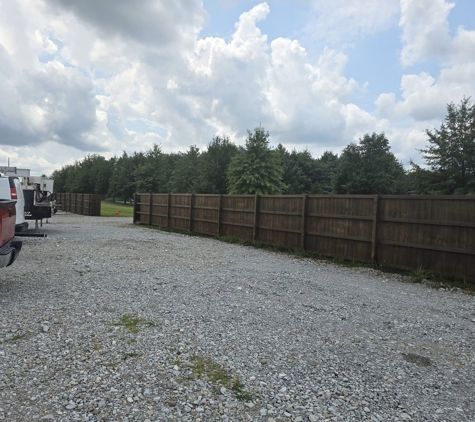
[1,213,474,422]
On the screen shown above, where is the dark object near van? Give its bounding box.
[23,189,52,220]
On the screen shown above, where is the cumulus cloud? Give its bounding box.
[0,0,101,150]
[0,0,389,174]
[45,0,206,50]
[399,0,454,66]
[0,51,99,149]
[377,0,475,126]
[308,0,400,44]
[2,0,472,176]
[399,0,475,66]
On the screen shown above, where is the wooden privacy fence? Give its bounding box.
[134,194,475,282]
[52,193,102,216]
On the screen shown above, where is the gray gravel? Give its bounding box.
[1,213,474,422]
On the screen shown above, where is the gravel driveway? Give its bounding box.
[1,213,474,422]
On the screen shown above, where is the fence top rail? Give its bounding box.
[221,195,257,198]
[380,194,475,200]
[260,195,306,198]
[308,194,376,199]
[135,193,475,200]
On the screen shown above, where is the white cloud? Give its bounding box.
[0,0,386,174]
[399,0,454,66]
[399,0,475,67]
[343,104,389,140]
[308,0,400,44]
[2,0,472,178]
[376,0,475,131]
[45,0,206,50]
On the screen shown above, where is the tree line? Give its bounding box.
[52,98,475,200]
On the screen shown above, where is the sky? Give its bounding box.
[0,0,474,176]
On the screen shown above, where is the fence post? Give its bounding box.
[189,194,194,232]
[253,194,259,241]
[301,194,307,250]
[133,194,137,224]
[167,193,171,227]
[148,193,153,225]
[371,195,380,263]
[217,194,222,236]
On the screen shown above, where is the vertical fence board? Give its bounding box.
[217,194,222,236]
[301,195,307,249]
[371,195,379,262]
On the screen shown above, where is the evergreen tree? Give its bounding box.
[134,144,173,193]
[108,151,144,202]
[170,145,201,193]
[314,151,340,194]
[199,136,238,194]
[277,145,320,194]
[227,127,285,195]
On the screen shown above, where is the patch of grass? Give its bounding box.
[408,268,474,293]
[401,352,432,367]
[231,376,255,402]
[113,314,156,333]
[190,356,230,385]
[123,352,142,360]
[0,333,28,344]
[101,200,134,218]
[185,355,255,402]
[411,266,436,283]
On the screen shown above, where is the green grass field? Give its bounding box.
[101,200,134,217]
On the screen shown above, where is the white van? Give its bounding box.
[0,176,28,232]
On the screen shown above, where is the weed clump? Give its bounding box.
[182,355,255,402]
[113,315,156,333]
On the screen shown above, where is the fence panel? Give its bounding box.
[169,194,191,231]
[306,195,374,263]
[257,196,303,249]
[220,195,255,241]
[53,193,101,216]
[134,193,151,224]
[377,196,475,281]
[151,194,168,227]
[193,195,220,236]
[133,193,475,282]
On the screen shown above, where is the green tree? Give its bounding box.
[313,151,340,194]
[334,132,406,194]
[419,97,475,194]
[170,145,201,193]
[51,164,75,193]
[134,144,174,193]
[89,155,115,196]
[199,136,238,194]
[108,151,145,202]
[51,155,114,195]
[227,127,285,195]
[406,161,438,194]
[277,145,320,194]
